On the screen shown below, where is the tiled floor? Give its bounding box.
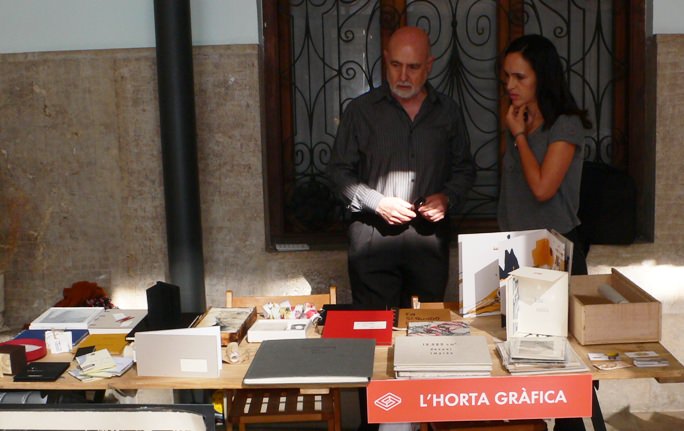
[595,409,684,430]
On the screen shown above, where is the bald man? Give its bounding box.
[328,26,476,310]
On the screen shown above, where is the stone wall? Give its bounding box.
[0,45,350,327]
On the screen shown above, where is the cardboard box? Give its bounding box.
[570,269,661,345]
[194,307,257,345]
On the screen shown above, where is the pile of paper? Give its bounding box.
[496,337,589,375]
[393,335,492,379]
[69,349,134,381]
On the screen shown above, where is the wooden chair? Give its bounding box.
[224,286,340,431]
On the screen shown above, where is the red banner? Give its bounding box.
[367,374,592,423]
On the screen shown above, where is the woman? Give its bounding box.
[499,34,600,431]
[498,33,592,277]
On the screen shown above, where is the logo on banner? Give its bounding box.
[374,392,402,411]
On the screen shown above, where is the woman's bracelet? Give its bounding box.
[513,131,526,147]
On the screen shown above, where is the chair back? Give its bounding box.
[410,295,459,311]
[225,286,336,310]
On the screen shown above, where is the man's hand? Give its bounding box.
[416,193,449,222]
[376,197,416,225]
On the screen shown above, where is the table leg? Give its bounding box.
[590,383,607,431]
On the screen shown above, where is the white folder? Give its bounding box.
[134,326,222,378]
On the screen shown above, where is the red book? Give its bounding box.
[321,310,394,345]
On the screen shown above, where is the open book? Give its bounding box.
[458,229,572,317]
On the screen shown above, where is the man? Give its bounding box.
[328,26,476,309]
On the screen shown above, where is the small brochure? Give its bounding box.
[633,357,670,368]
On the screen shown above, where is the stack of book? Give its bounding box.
[496,336,589,375]
[393,335,492,379]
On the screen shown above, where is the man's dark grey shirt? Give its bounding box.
[327,82,475,215]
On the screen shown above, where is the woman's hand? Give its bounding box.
[505,104,528,136]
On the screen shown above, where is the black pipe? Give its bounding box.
[153,0,205,314]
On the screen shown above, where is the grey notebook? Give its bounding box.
[243,338,376,385]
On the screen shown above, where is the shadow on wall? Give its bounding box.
[605,406,684,430]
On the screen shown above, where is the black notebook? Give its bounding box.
[13,361,70,382]
[243,338,376,385]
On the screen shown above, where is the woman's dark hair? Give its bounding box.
[505,34,592,130]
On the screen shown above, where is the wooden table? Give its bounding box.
[1,314,683,391]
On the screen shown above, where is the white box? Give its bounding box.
[246,319,311,343]
[506,267,568,339]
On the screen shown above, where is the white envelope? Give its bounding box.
[134,326,222,378]
[506,266,568,339]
